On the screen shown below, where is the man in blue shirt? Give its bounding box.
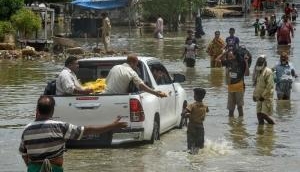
[225,28,240,51]
[273,52,297,100]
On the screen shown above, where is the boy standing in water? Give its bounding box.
[253,18,261,36]
[183,88,209,154]
[182,37,198,67]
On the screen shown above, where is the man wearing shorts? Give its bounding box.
[216,50,250,117]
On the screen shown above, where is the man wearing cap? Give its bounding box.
[253,55,275,124]
[273,52,297,100]
[104,54,167,97]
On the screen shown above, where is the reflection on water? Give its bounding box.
[228,117,250,149]
[209,68,224,88]
[184,67,196,86]
[255,125,275,156]
[275,100,292,114]
[275,100,295,124]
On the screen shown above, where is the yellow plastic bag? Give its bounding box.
[82,78,106,93]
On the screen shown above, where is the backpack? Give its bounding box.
[43,80,56,95]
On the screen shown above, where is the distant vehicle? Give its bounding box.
[49,56,187,148]
[207,0,219,7]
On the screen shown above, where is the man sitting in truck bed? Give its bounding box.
[56,56,94,95]
[103,54,167,98]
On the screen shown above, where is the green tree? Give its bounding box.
[142,0,188,31]
[11,8,42,39]
[0,0,24,21]
[0,21,15,41]
[24,0,71,3]
[191,0,207,15]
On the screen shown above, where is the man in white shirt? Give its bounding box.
[56,56,93,95]
[154,15,163,39]
[101,12,111,52]
[104,54,167,97]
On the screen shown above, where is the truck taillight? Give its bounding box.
[130,99,145,122]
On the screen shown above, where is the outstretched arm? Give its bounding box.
[83,117,128,135]
[139,83,167,97]
[244,55,250,76]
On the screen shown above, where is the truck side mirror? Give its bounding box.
[173,74,185,83]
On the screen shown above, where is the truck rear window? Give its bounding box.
[77,60,144,84]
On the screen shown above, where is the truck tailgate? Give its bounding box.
[53,95,130,126]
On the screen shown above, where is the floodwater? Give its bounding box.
[1,11,300,172]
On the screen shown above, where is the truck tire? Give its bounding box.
[149,116,160,144]
[178,100,188,129]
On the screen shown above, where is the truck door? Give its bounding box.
[149,63,177,128]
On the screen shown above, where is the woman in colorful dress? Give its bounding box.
[206,31,226,68]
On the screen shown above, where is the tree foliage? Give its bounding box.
[0,0,24,21]
[191,0,207,14]
[24,0,71,3]
[0,21,15,41]
[141,0,206,31]
[142,0,188,31]
[11,8,42,38]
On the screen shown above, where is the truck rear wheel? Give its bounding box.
[149,116,160,144]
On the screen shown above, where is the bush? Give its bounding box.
[10,8,41,38]
[0,21,15,41]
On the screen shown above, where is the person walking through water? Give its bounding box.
[154,14,163,39]
[206,31,226,68]
[182,88,209,154]
[252,55,275,125]
[291,3,298,22]
[277,15,294,45]
[273,52,298,100]
[216,50,250,117]
[19,95,127,172]
[194,12,205,39]
[225,28,240,51]
[182,37,198,67]
[253,18,262,36]
[101,12,111,52]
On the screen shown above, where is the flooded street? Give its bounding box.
[1,12,300,171]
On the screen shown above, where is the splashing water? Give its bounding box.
[201,138,235,156]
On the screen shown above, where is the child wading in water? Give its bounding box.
[183,88,209,154]
[183,37,198,67]
[253,18,262,36]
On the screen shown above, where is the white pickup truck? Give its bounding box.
[51,56,187,147]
